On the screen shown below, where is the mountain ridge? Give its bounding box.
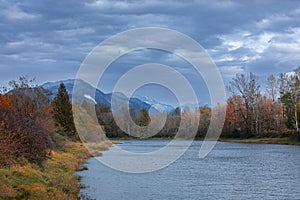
[41,79,205,113]
[42,79,152,111]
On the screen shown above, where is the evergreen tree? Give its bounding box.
[52,83,77,138]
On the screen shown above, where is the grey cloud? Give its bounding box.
[0,0,299,102]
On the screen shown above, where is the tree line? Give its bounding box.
[92,68,300,141]
[224,68,300,140]
[1,68,300,166]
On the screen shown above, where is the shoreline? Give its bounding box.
[3,137,297,199]
[218,137,300,146]
[109,137,300,146]
[0,140,114,199]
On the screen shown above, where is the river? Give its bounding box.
[77,140,300,200]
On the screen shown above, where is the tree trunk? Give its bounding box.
[295,105,299,131]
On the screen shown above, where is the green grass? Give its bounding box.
[0,141,112,200]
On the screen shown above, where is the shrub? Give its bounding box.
[0,93,52,166]
[0,77,54,166]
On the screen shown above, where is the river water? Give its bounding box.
[77,140,300,200]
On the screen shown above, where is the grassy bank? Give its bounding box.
[219,137,300,145]
[0,140,112,200]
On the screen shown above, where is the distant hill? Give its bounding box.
[41,79,206,113]
[42,79,152,111]
[42,79,110,105]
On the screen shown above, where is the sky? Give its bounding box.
[1,0,300,106]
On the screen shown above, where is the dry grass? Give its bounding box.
[0,141,112,200]
[84,140,113,156]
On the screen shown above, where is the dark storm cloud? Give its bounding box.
[0,0,299,96]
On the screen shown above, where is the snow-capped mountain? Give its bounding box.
[41,79,151,111]
[42,79,110,105]
[134,95,175,113]
[41,79,206,113]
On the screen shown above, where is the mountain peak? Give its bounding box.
[41,79,153,111]
[134,95,174,113]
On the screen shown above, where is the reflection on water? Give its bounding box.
[77,140,300,200]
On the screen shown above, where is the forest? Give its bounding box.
[94,68,300,141]
[1,68,300,167]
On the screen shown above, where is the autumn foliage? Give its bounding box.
[1,70,300,168]
[0,78,54,166]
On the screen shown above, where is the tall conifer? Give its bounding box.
[52,83,77,138]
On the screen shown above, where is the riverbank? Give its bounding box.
[219,137,300,145]
[109,136,300,146]
[0,140,112,199]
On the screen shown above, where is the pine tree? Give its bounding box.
[52,83,77,139]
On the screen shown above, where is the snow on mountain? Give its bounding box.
[41,79,151,111]
[42,79,110,105]
[134,95,174,113]
[84,94,97,104]
[41,79,207,113]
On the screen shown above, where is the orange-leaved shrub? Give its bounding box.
[0,79,54,166]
